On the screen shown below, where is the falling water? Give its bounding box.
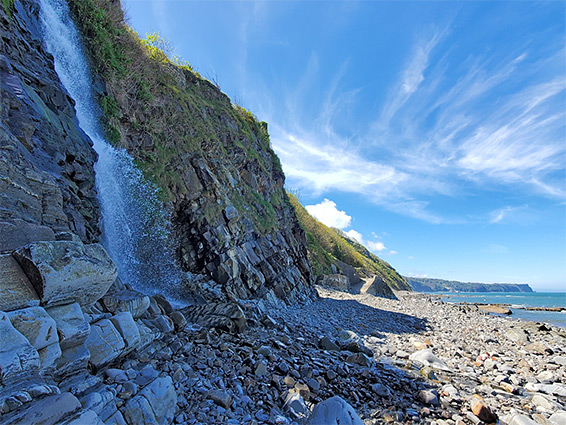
[37,0,182,295]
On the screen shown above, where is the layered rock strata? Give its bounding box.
[0,1,100,252]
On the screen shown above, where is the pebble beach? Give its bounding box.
[125,285,566,425]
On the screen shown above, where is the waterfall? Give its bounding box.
[37,0,183,296]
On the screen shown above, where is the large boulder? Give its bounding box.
[13,241,117,307]
[365,275,397,299]
[122,377,176,425]
[316,274,350,291]
[0,254,40,312]
[306,396,364,425]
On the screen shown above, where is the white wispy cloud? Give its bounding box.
[251,10,565,224]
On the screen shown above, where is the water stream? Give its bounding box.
[37,0,182,296]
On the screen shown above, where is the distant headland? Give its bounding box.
[405,276,534,293]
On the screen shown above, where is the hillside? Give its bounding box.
[65,0,314,302]
[288,194,410,291]
[406,277,534,293]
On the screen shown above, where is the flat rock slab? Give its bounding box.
[0,254,40,311]
[1,392,81,425]
[13,241,117,307]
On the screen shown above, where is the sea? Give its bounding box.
[437,292,566,328]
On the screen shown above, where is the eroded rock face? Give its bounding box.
[0,2,100,252]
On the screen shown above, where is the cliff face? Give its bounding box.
[65,0,314,302]
[0,1,100,252]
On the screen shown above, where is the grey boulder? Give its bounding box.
[13,241,117,307]
[306,396,364,425]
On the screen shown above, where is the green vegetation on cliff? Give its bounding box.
[288,194,409,290]
[406,277,533,293]
[66,0,286,235]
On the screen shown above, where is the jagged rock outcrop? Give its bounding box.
[65,0,315,303]
[365,275,398,299]
[0,1,100,251]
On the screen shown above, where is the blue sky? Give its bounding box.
[122,0,566,291]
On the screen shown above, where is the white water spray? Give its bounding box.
[37,0,182,294]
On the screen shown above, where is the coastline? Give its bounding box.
[433,292,566,329]
[271,287,566,424]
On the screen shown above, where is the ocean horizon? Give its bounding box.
[437,291,566,328]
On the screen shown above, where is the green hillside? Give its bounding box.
[288,194,410,291]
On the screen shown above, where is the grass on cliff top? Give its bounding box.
[67,0,287,235]
[288,193,409,290]
[1,0,15,18]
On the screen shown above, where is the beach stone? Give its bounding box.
[101,290,150,318]
[319,336,340,351]
[371,383,391,397]
[346,352,372,367]
[255,361,268,376]
[207,390,232,409]
[110,312,140,350]
[1,392,81,424]
[0,311,40,383]
[537,370,556,384]
[135,365,160,386]
[138,376,177,424]
[505,412,539,425]
[169,311,187,330]
[122,393,157,425]
[0,254,40,312]
[552,356,566,366]
[531,394,555,410]
[13,241,117,307]
[419,389,439,405]
[470,394,498,423]
[549,411,566,425]
[7,306,58,350]
[506,328,529,344]
[283,392,309,421]
[409,349,451,371]
[526,342,553,355]
[86,319,125,368]
[306,396,364,425]
[256,345,272,356]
